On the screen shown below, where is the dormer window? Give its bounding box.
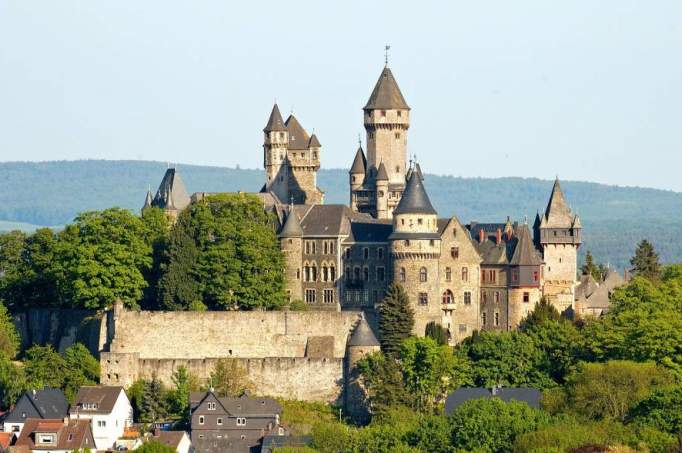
[208,402,216,410]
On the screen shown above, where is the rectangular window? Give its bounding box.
[363,247,370,259]
[494,312,500,326]
[462,267,468,282]
[97,420,106,428]
[482,291,487,303]
[217,418,223,426]
[533,271,539,282]
[482,312,487,326]
[464,291,472,305]
[451,247,459,259]
[323,289,334,304]
[377,248,384,260]
[236,417,246,426]
[208,402,216,410]
[363,290,369,303]
[418,292,428,306]
[489,270,496,283]
[199,416,205,425]
[445,267,452,282]
[494,291,500,303]
[377,267,385,281]
[523,292,530,303]
[305,289,316,303]
[345,248,351,260]
[512,271,518,281]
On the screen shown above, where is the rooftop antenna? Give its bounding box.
[384,44,391,66]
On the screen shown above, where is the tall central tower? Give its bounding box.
[350,65,410,219]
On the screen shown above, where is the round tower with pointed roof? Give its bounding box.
[278,206,304,302]
[375,162,390,219]
[388,168,442,335]
[344,315,380,423]
[349,144,366,209]
[263,103,290,203]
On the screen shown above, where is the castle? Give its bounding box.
[146,62,582,345]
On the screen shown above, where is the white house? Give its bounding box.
[69,386,133,451]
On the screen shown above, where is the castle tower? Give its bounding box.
[345,315,381,423]
[375,162,389,219]
[141,189,153,213]
[537,178,582,313]
[388,169,441,336]
[263,104,290,203]
[349,145,366,209]
[148,167,191,222]
[283,115,324,205]
[507,224,544,328]
[278,206,304,302]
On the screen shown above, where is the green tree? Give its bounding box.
[400,337,472,412]
[627,385,682,435]
[377,284,414,357]
[631,239,661,281]
[449,398,552,453]
[0,353,26,409]
[0,301,20,358]
[24,344,66,389]
[561,361,673,421]
[424,321,448,345]
[156,213,203,311]
[63,343,100,401]
[357,352,413,415]
[404,414,453,453]
[209,359,252,397]
[140,376,168,423]
[0,231,28,310]
[140,207,170,310]
[134,440,176,453]
[56,208,154,309]
[581,250,606,281]
[166,366,199,420]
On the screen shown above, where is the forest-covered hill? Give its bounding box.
[1,160,680,270]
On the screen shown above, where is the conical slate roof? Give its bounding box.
[308,134,321,148]
[142,190,153,210]
[542,178,574,228]
[348,317,380,347]
[393,169,437,216]
[152,168,191,211]
[285,115,310,150]
[264,104,287,132]
[279,209,303,238]
[364,67,410,110]
[510,224,543,266]
[349,146,366,174]
[376,162,389,181]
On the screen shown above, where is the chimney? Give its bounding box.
[496,228,502,245]
[479,229,485,243]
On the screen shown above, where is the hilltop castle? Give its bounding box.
[145,63,582,345]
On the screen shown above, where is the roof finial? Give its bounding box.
[358,133,362,147]
[384,44,391,67]
[290,195,294,207]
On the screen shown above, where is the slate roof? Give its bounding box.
[285,115,310,150]
[279,209,304,238]
[189,392,281,416]
[575,274,599,300]
[152,168,191,211]
[142,190,153,210]
[349,147,367,174]
[348,317,380,347]
[364,67,410,110]
[392,169,437,216]
[15,418,94,451]
[295,204,352,237]
[347,219,393,243]
[308,134,321,148]
[444,387,542,414]
[263,104,287,132]
[575,270,626,311]
[3,387,68,423]
[468,222,543,266]
[510,224,543,266]
[376,162,389,181]
[541,178,574,228]
[152,430,187,449]
[72,386,124,414]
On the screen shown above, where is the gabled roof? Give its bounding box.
[285,115,310,150]
[72,386,124,414]
[348,317,380,347]
[308,134,321,148]
[575,273,599,300]
[541,178,574,228]
[15,418,94,451]
[364,67,410,110]
[279,209,303,238]
[376,162,389,181]
[4,387,69,423]
[510,224,543,266]
[152,168,191,211]
[263,104,287,132]
[392,169,437,216]
[349,146,367,174]
[189,392,281,416]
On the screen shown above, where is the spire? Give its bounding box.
[308,134,321,148]
[542,178,574,228]
[393,168,437,215]
[142,189,153,211]
[364,67,410,110]
[279,206,303,238]
[376,161,389,181]
[264,103,287,132]
[153,168,190,211]
[285,115,310,150]
[348,316,380,347]
[350,146,366,175]
[510,224,543,266]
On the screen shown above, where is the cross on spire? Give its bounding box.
[384,45,391,66]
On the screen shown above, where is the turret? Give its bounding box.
[508,223,544,328]
[344,315,380,423]
[263,104,289,202]
[279,206,304,302]
[150,168,191,222]
[141,189,153,213]
[283,114,324,204]
[375,162,389,219]
[388,169,441,335]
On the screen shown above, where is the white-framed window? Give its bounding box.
[445,267,452,282]
[419,267,428,282]
[323,289,334,304]
[377,247,384,260]
[305,289,316,303]
[464,291,472,305]
[217,418,223,426]
[199,416,205,425]
[418,292,428,305]
[236,417,246,426]
[208,402,216,410]
[97,420,106,428]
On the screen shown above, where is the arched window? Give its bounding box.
[330,265,336,282]
[442,290,453,305]
[304,265,311,282]
[345,266,351,281]
[399,267,406,282]
[322,265,328,282]
[419,267,428,282]
[311,264,317,282]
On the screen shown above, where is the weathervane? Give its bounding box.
[384,45,391,66]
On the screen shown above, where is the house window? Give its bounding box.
[445,267,452,282]
[236,417,246,426]
[217,418,223,426]
[464,291,472,305]
[523,292,530,303]
[363,267,370,281]
[430,240,435,246]
[330,266,336,281]
[68,434,74,441]
[533,271,539,281]
[419,267,428,282]
[323,289,334,303]
[377,248,384,260]
[345,266,351,281]
[494,312,500,326]
[482,291,487,303]
[377,267,385,281]
[354,267,360,281]
[494,291,500,303]
[442,290,453,305]
[97,420,106,428]
[453,228,457,237]
[462,267,468,282]
[512,271,518,281]
[482,312,487,326]
[404,239,410,246]
[296,268,300,280]
[397,110,402,117]
[399,267,406,282]
[329,241,334,254]
[311,265,317,281]
[488,270,496,283]
[199,416,205,425]
[345,248,351,259]
[381,110,386,117]
[323,242,328,254]
[418,293,428,306]
[418,218,423,225]
[304,266,310,282]
[38,434,55,444]
[395,132,401,139]
[363,247,370,259]
[322,265,329,282]
[451,247,459,259]
[208,402,216,410]
[305,289,316,304]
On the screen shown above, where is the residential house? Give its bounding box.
[13,418,94,452]
[149,429,191,453]
[69,386,133,451]
[190,391,282,453]
[2,388,68,439]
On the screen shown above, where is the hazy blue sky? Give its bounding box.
[1,1,680,191]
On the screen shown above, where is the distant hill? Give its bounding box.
[1,160,681,270]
